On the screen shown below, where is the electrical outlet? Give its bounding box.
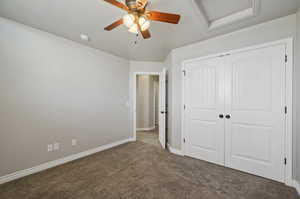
[47,144,53,152]
[72,139,77,146]
[53,142,60,150]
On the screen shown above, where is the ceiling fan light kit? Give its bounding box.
[103,0,181,39]
[123,13,150,34]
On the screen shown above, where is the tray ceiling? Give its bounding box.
[198,0,251,21]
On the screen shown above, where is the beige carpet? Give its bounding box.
[0,141,298,199]
[136,129,160,147]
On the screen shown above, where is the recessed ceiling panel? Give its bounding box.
[198,0,251,21]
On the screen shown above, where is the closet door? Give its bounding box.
[224,45,286,182]
[184,57,225,165]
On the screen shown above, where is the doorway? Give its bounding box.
[136,75,159,146]
[133,70,167,149]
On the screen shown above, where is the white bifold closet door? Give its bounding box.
[184,44,286,182]
[224,45,286,182]
[184,57,226,166]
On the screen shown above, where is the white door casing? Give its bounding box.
[159,68,167,149]
[182,40,292,183]
[184,58,225,165]
[133,72,160,141]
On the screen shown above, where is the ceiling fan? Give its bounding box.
[103,0,181,39]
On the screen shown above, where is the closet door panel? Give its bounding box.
[224,44,286,182]
[184,57,225,165]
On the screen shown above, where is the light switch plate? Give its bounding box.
[54,142,60,150]
[47,144,53,152]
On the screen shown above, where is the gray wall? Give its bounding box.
[296,8,300,183]
[0,18,130,177]
[167,14,297,176]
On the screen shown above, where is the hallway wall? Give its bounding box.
[136,75,159,130]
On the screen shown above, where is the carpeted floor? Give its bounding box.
[136,129,160,147]
[0,141,298,199]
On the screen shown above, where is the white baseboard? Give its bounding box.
[167,143,183,156]
[293,180,300,195]
[127,137,136,142]
[136,127,156,131]
[0,138,134,185]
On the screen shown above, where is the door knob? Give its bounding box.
[219,114,224,119]
[225,115,231,119]
[161,111,166,114]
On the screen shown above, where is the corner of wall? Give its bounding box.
[293,180,300,195]
[295,6,300,184]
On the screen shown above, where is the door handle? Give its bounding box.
[161,111,166,114]
[225,115,231,119]
[219,114,224,119]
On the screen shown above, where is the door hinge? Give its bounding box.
[285,106,287,114]
[284,158,287,165]
[183,70,186,76]
[285,55,288,63]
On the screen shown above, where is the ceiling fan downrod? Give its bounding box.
[126,0,138,10]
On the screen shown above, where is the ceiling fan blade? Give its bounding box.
[141,29,151,39]
[147,11,181,24]
[103,0,129,11]
[138,24,151,39]
[104,19,123,31]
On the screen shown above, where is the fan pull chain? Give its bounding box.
[134,33,139,45]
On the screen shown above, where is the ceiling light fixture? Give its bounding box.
[128,23,139,34]
[139,16,150,31]
[103,0,181,39]
[123,14,135,28]
[123,14,150,34]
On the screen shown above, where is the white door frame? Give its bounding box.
[181,38,293,186]
[133,72,160,141]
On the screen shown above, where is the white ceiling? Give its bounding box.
[0,0,299,61]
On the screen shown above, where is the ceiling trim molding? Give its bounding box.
[190,0,209,28]
[191,0,260,30]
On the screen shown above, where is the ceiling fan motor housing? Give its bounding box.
[126,0,137,10]
[126,0,147,11]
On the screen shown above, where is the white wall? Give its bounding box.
[130,61,165,73]
[0,17,130,177]
[168,14,297,159]
[296,8,300,183]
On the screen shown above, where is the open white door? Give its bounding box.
[159,68,167,149]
